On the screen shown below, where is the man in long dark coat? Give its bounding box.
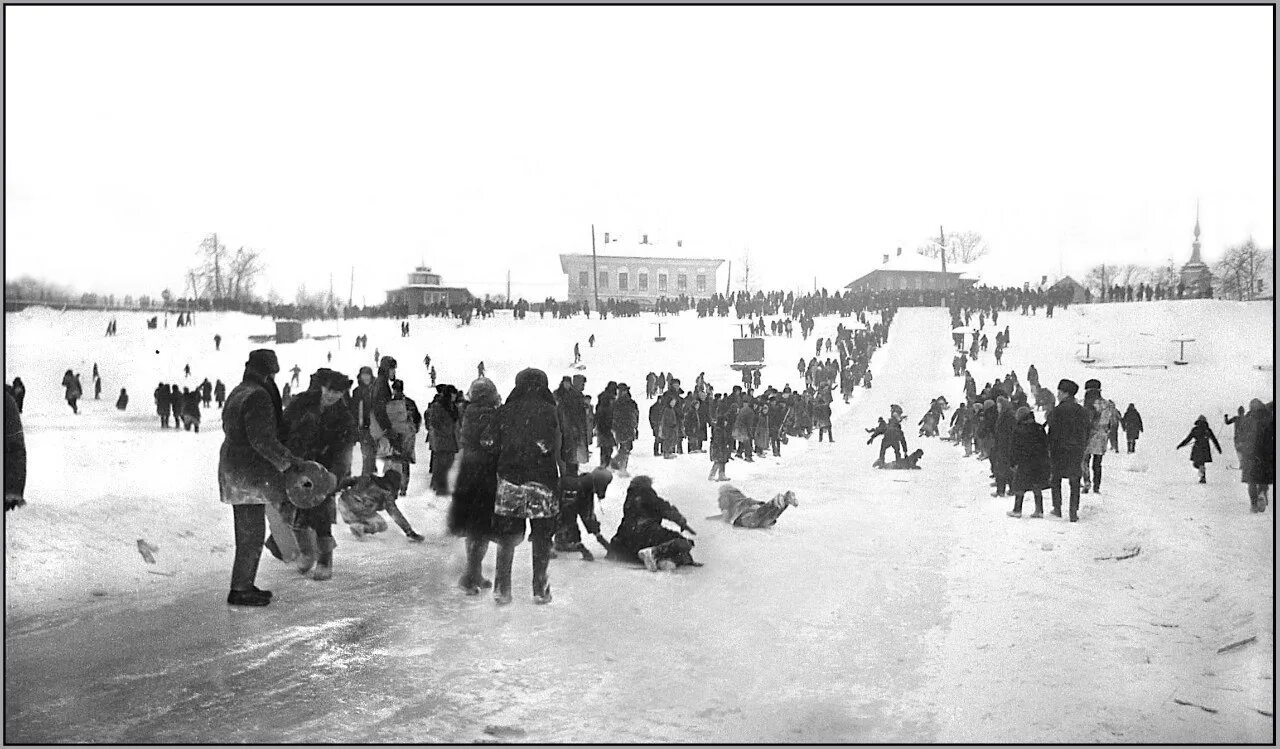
[218,349,302,606]
[1045,379,1090,522]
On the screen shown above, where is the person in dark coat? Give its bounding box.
[555,376,589,474]
[154,382,172,428]
[648,397,664,457]
[595,384,617,469]
[554,467,613,559]
[607,475,699,571]
[200,378,213,408]
[214,379,226,409]
[62,370,82,414]
[181,387,202,432]
[269,369,358,580]
[169,384,183,431]
[1177,415,1223,484]
[11,378,26,413]
[991,398,1016,497]
[1007,407,1050,517]
[1120,404,1144,453]
[1246,402,1274,513]
[449,377,502,594]
[218,349,303,606]
[814,399,833,442]
[610,383,639,476]
[427,384,460,496]
[5,390,26,511]
[1045,379,1090,522]
[350,366,378,476]
[871,416,908,467]
[368,356,398,472]
[116,388,129,410]
[488,367,562,605]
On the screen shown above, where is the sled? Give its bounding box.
[265,502,301,561]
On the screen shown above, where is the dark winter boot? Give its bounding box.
[312,535,335,581]
[227,589,271,607]
[494,541,516,605]
[294,529,317,575]
[531,534,553,604]
[459,538,492,595]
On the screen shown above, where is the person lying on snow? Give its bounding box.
[336,469,425,541]
[607,475,701,572]
[875,448,924,470]
[714,484,798,529]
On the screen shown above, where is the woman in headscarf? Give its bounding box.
[488,368,562,604]
[448,377,502,595]
[1177,415,1223,484]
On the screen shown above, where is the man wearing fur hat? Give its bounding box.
[219,349,304,606]
[1045,378,1090,522]
[427,384,461,495]
[351,366,378,476]
[270,369,356,580]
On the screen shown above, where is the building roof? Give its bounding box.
[845,252,973,288]
[1048,275,1086,290]
[559,253,726,273]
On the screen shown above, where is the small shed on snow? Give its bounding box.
[275,320,303,344]
[1048,276,1089,304]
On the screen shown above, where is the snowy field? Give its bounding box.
[3,299,1274,743]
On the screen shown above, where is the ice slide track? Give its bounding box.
[5,308,969,743]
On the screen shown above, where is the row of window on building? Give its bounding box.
[578,270,707,293]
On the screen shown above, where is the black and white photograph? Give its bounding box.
[3,4,1275,744]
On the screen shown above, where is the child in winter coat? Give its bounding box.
[553,467,613,560]
[1177,416,1223,484]
[708,414,733,481]
[116,388,128,410]
[337,469,424,540]
[607,475,699,571]
[1120,404,1143,453]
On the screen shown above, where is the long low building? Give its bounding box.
[845,249,977,292]
[386,265,473,312]
[560,252,725,307]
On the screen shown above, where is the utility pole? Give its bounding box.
[725,261,732,296]
[506,269,511,303]
[939,225,947,274]
[348,266,354,308]
[591,224,600,313]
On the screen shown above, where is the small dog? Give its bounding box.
[715,485,798,528]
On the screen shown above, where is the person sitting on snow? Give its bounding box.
[714,485,798,528]
[876,448,924,470]
[607,475,700,571]
[336,469,424,541]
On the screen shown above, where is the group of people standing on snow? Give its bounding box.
[154,378,224,431]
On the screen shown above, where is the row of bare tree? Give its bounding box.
[185,233,266,304]
[1081,239,1272,300]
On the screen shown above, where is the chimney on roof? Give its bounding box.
[896,247,902,256]
[883,253,890,264]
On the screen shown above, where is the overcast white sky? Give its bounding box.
[4,6,1274,303]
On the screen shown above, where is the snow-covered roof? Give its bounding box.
[845,251,973,287]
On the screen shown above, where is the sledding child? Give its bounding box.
[607,475,700,572]
[1176,415,1223,484]
[876,448,924,470]
[715,485,798,528]
[553,467,613,560]
[337,469,425,540]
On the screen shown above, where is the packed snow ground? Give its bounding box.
[3,300,1274,742]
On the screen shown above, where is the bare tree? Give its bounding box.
[1083,264,1113,294]
[916,230,990,265]
[1117,263,1146,288]
[1215,238,1271,300]
[227,246,265,302]
[195,233,229,300]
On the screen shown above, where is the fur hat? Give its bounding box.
[467,377,500,406]
[1015,406,1033,421]
[246,349,280,375]
[1057,379,1079,396]
[321,370,352,391]
[587,467,614,498]
[1084,378,1101,391]
[357,365,374,381]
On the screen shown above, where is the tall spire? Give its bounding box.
[1189,201,1203,265]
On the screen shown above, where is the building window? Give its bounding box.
[618,272,628,290]
[658,273,667,291]
[599,271,608,288]
[677,274,687,291]
[696,274,706,292]
[639,273,648,291]
[579,271,589,287]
